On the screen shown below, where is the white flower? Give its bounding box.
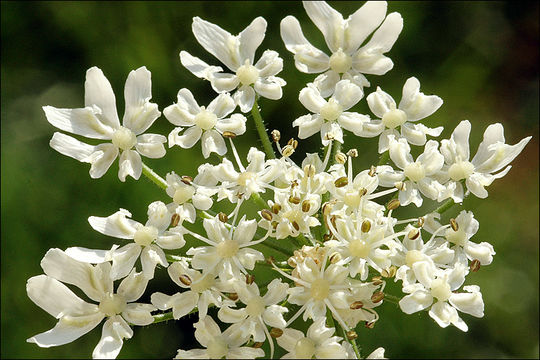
[175,316,264,359]
[276,318,348,359]
[165,171,216,223]
[294,80,371,145]
[399,262,484,332]
[165,89,247,158]
[26,249,154,359]
[367,77,444,153]
[71,201,186,280]
[181,17,286,112]
[440,120,531,200]
[45,66,166,181]
[281,1,403,96]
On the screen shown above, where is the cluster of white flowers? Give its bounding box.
[29,2,531,359]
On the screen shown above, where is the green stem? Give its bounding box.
[251,97,275,159]
[165,254,184,263]
[251,192,269,210]
[329,140,342,168]
[435,198,455,214]
[259,239,292,258]
[152,311,175,324]
[142,162,168,190]
[383,293,401,306]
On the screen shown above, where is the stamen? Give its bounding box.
[228,137,246,172]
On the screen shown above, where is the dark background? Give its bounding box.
[2,1,538,358]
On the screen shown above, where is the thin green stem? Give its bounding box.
[251,97,276,159]
[165,254,184,263]
[435,198,455,214]
[329,140,342,168]
[152,311,175,324]
[383,293,401,306]
[251,192,269,210]
[142,162,168,190]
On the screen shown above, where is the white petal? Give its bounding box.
[118,150,142,182]
[442,120,471,163]
[233,218,258,244]
[234,86,256,113]
[262,305,287,328]
[201,129,226,158]
[84,67,120,129]
[366,87,395,118]
[449,290,484,318]
[65,246,115,264]
[255,50,283,77]
[192,17,238,70]
[312,70,340,98]
[122,303,156,326]
[333,80,363,110]
[239,17,267,64]
[293,114,323,139]
[401,122,428,147]
[299,86,326,113]
[207,93,236,119]
[361,12,403,54]
[321,121,343,145]
[117,269,149,302]
[464,241,495,265]
[135,133,166,158]
[140,245,168,279]
[123,66,161,134]
[92,316,133,359]
[215,113,247,136]
[399,291,432,314]
[237,248,264,270]
[399,77,443,122]
[49,132,96,161]
[474,134,531,174]
[388,137,412,170]
[209,72,240,93]
[344,1,387,53]
[303,1,344,52]
[87,143,119,179]
[254,77,284,100]
[164,89,199,126]
[88,208,138,239]
[194,316,222,347]
[43,106,115,139]
[218,306,248,323]
[180,50,223,79]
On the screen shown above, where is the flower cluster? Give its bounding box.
[29,1,531,359]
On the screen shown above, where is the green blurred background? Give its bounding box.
[1,1,538,358]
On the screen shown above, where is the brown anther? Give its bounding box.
[368,165,377,177]
[330,215,337,230]
[323,233,331,242]
[181,175,193,185]
[394,181,405,191]
[245,274,255,285]
[271,129,281,142]
[287,258,297,267]
[266,256,275,265]
[270,328,283,338]
[417,217,425,227]
[287,138,298,149]
[179,274,192,286]
[322,202,333,216]
[346,149,358,158]
[371,276,383,285]
[218,212,228,223]
[407,228,420,240]
[346,330,358,340]
[291,221,300,231]
[350,301,364,310]
[170,213,181,228]
[334,176,349,188]
[252,342,264,348]
[301,200,311,213]
[271,221,279,229]
[381,266,397,278]
[291,180,299,188]
[450,218,459,232]
[289,195,301,204]
[261,209,273,221]
[227,293,239,301]
[371,291,385,303]
[361,220,372,233]
[329,252,341,264]
[303,164,316,177]
[271,203,281,214]
[335,152,347,164]
[282,145,295,157]
[365,321,375,329]
[386,198,400,211]
[222,131,236,138]
[470,259,481,272]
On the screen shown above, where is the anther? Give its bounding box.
[407,228,420,240]
[181,175,193,185]
[271,203,281,214]
[394,181,406,191]
[335,152,347,164]
[450,218,459,232]
[303,164,316,178]
[323,233,331,242]
[270,328,283,338]
[346,149,358,158]
[417,217,425,227]
[245,274,255,285]
[179,274,192,286]
[218,212,228,222]
[170,213,180,227]
[365,321,375,329]
[252,342,264,348]
[329,252,341,264]
[287,138,298,149]
[271,129,281,142]
[260,209,273,221]
[271,221,278,229]
[371,276,383,286]
[371,291,385,303]
[301,200,311,213]
[346,330,358,340]
[381,266,397,278]
[334,176,349,188]
[227,293,239,301]
[361,220,371,233]
[266,256,275,265]
[322,202,333,216]
[282,145,295,157]
[222,131,236,138]
[350,301,364,310]
[289,195,301,204]
[368,165,377,177]
[291,221,300,231]
[386,199,400,211]
[470,259,481,272]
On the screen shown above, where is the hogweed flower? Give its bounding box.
[29,1,532,359]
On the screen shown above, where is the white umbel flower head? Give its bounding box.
[181,17,286,112]
[281,1,403,97]
[46,66,166,181]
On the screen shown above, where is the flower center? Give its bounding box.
[349,238,370,259]
[329,48,352,74]
[237,171,256,187]
[206,337,228,359]
[404,162,426,182]
[295,337,316,359]
[173,185,195,205]
[445,228,467,247]
[133,226,158,247]
[245,296,265,317]
[111,126,137,151]
[430,278,452,302]
[382,109,407,129]
[216,239,239,258]
[405,250,424,268]
[194,108,218,131]
[320,99,342,122]
[310,278,330,301]
[98,293,126,317]
[236,63,259,86]
[448,161,475,181]
[190,274,215,293]
[344,189,362,208]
